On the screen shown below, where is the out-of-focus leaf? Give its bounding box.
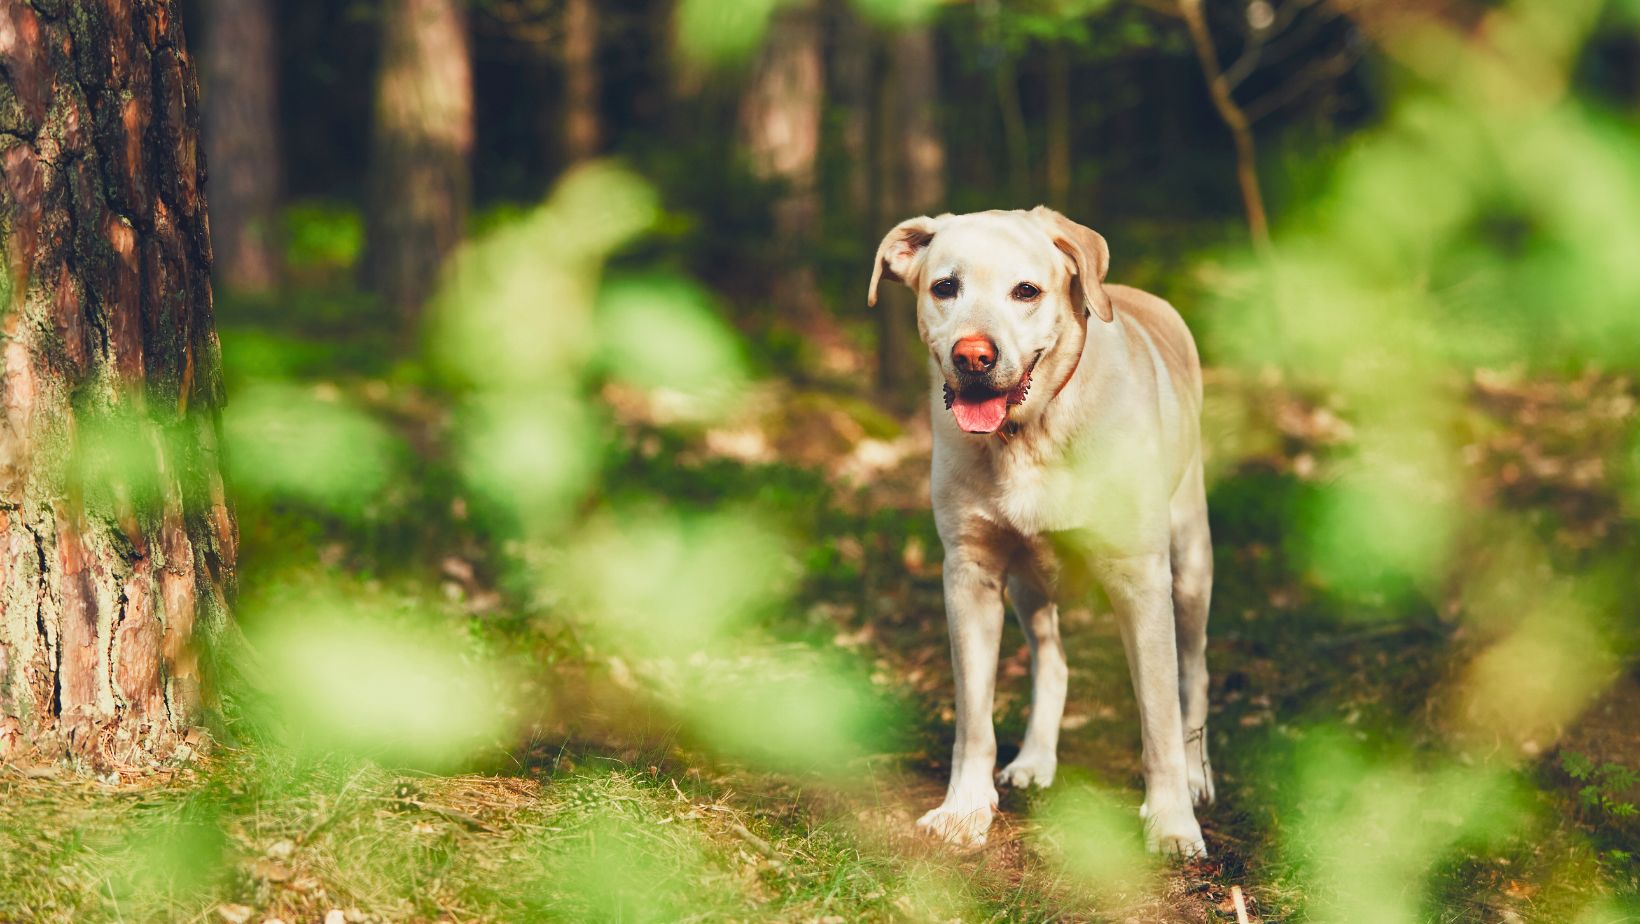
[249,594,516,770]
[224,381,398,514]
[457,392,602,526]
[283,200,363,271]
[1283,734,1528,924]
[851,0,946,27]
[683,654,888,772]
[674,0,783,65]
[1032,783,1156,896]
[598,274,748,418]
[566,512,787,654]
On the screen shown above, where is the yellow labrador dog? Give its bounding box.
[868,207,1213,856]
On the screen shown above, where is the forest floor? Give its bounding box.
[3,292,1639,922]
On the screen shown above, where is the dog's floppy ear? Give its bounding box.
[867,216,940,307]
[1030,206,1113,323]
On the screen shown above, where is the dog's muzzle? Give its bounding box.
[944,371,1032,434]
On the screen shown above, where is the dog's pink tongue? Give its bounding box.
[951,393,1009,433]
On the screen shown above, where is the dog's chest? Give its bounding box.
[974,433,1159,552]
[990,445,1098,535]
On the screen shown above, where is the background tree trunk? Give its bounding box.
[831,1,875,227]
[203,0,283,295]
[0,0,237,766]
[740,2,852,374]
[364,0,474,324]
[893,29,945,217]
[1045,43,1072,209]
[560,0,601,164]
[875,26,945,407]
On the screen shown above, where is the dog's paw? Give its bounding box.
[1140,803,1208,859]
[916,796,997,849]
[996,753,1057,789]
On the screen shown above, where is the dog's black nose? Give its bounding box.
[952,335,997,375]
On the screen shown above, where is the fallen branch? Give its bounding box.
[727,820,778,859]
[1233,885,1252,924]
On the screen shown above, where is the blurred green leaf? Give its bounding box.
[674,0,783,65]
[224,381,399,514]
[850,0,947,28]
[567,511,787,655]
[598,274,749,418]
[283,200,363,270]
[1283,734,1529,924]
[1032,782,1156,896]
[248,592,516,769]
[457,392,602,526]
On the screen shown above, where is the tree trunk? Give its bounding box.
[202,0,282,295]
[831,0,875,227]
[740,2,853,374]
[996,58,1031,204]
[894,29,945,217]
[0,0,237,767]
[1045,44,1072,209]
[560,0,601,164]
[364,0,474,325]
[876,26,946,406]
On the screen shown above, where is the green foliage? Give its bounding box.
[596,274,750,417]
[1564,752,1640,822]
[223,380,402,517]
[283,200,364,271]
[674,0,785,65]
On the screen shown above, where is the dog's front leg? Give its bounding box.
[1096,552,1208,858]
[918,547,1007,848]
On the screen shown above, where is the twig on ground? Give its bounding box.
[413,800,496,833]
[727,820,778,859]
[1233,885,1253,924]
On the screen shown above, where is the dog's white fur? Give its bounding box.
[868,207,1214,856]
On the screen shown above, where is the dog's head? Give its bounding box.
[868,207,1114,434]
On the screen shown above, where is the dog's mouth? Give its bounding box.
[943,371,1032,434]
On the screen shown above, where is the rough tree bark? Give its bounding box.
[203,0,282,294]
[875,25,946,404]
[0,0,237,767]
[363,0,474,324]
[560,0,601,164]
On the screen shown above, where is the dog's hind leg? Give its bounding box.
[1170,458,1215,806]
[997,556,1065,790]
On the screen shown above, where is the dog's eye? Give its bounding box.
[931,278,959,299]
[1012,283,1041,301]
